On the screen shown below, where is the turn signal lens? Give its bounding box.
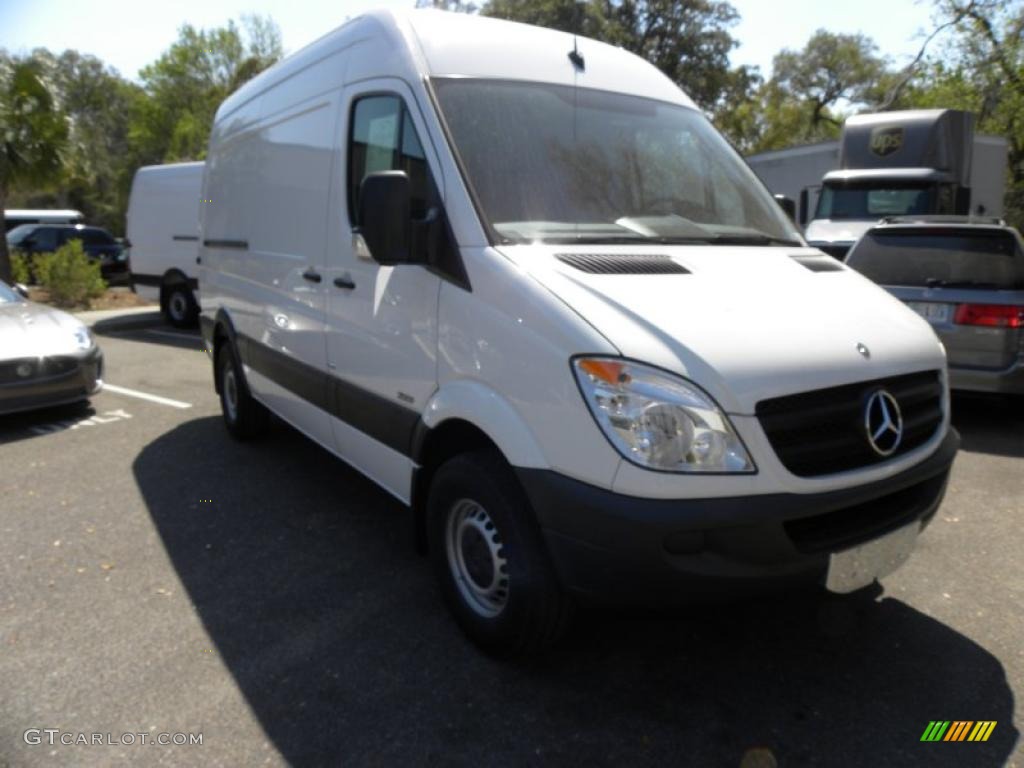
[953,304,1024,328]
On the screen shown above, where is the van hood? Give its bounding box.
[497,245,946,414]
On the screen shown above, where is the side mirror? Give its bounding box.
[356,171,412,265]
[13,283,30,299]
[774,194,797,223]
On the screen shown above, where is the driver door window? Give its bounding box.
[348,95,432,223]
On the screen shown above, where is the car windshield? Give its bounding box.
[0,281,23,304]
[816,183,937,220]
[432,78,799,246]
[847,229,1024,289]
[6,224,37,246]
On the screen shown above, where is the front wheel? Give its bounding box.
[427,452,571,656]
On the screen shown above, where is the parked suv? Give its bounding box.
[846,216,1024,396]
[6,223,129,284]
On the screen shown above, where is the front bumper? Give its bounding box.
[0,347,103,416]
[949,360,1024,396]
[517,429,959,604]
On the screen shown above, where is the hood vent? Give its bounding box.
[791,254,846,273]
[555,253,690,275]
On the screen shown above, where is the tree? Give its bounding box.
[719,30,893,153]
[890,1,1024,226]
[772,31,889,131]
[480,0,748,111]
[130,15,283,166]
[8,50,143,234]
[0,57,70,283]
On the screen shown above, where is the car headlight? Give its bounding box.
[573,357,755,473]
[72,326,94,350]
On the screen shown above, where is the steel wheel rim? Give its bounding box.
[223,366,238,423]
[445,498,509,618]
[169,291,188,322]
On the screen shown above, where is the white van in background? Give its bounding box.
[199,10,959,655]
[126,162,204,326]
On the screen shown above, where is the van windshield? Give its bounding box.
[432,78,799,246]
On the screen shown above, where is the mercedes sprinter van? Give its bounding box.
[199,10,959,655]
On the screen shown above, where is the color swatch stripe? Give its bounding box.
[921,720,996,742]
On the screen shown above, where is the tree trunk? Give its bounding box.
[0,184,11,284]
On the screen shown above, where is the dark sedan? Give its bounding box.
[6,223,130,284]
[0,280,104,415]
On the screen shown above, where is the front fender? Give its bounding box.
[421,379,549,469]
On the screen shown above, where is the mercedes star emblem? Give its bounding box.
[856,343,870,359]
[864,389,903,457]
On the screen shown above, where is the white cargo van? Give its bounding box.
[126,162,204,326]
[199,10,959,655]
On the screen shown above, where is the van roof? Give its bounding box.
[215,9,695,124]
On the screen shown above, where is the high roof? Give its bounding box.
[215,9,695,124]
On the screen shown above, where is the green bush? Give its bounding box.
[10,250,32,285]
[34,240,106,308]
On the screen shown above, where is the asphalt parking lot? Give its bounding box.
[1,317,1022,767]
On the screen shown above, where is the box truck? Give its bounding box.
[199,9,958,654]
[747,110,1009,258]
[126,162,204,326]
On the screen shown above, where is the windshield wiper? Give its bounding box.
[703,233,802,246]
[924,278,1003,289]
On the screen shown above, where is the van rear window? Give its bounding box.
[846,229,1024,289]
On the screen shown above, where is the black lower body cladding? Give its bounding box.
[517,430,959,604]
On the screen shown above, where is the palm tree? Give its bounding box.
[0,58,69,283]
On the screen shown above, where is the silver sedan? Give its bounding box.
[0,280,103,415]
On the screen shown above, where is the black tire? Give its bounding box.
[163,282,198,328]
[217,342,269,440]
[427,451,571,656]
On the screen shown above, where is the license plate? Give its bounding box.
[826,522,919,594]
[907,301,952,324]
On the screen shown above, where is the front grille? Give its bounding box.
[757,370,943,477]
[0,357,78,384]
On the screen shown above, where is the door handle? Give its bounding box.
[302,268,322,283]
[333,276,356,290]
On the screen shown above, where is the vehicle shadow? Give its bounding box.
[950,392,1024,458]
[133,417,1019,767]
[0,400,97,445]
[92,323,203,352]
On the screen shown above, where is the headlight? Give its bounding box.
[573,357,755,473]
[72,326,94,350]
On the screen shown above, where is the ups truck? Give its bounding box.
[747,109,1009,258]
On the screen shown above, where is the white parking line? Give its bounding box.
[102,384,192,409]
